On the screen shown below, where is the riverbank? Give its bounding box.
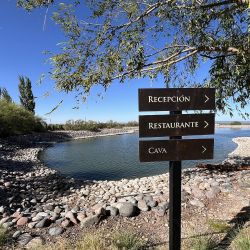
[0,130,250,248]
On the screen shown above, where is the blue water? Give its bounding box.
[40,128,250,181]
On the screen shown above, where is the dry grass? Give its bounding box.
[231,227,250,250]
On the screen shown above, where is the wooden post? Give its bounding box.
[169,110,182,250]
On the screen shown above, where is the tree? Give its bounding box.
[0,87,12,103]
[17,0,250,116]
[18,76,36,114]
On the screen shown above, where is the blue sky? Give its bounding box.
[0,0,249,124]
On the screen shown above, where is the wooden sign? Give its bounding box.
[139,113,215,137]
[139,139,214,162]
[138,88,215,111]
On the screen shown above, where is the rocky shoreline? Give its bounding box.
[0,129,250,249]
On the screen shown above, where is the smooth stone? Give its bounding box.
[137,200,149,212]
[49,227,64,236]
[106,206,119,216]
[80,214,101,228]
[17,233,33,246]
[147,200,158,208]
[17,217,29,226]
[65,211,78,224]
[77,212,87,222]
[35,218,51,228]
[0,206,4,213]
[152,207,166,217]
[13,230,22,238]
[116,202,137,217]
[28,222,37,229]
[61,219,71,228]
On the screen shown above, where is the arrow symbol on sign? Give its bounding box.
[202,146,207,154]
[204,95,209,103]
[204,121,209,128]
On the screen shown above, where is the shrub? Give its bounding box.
[112,231,145,250]
[230,121,242,125]
[0,227,7,247]
[207,219,231,233]
[187,235,219,250]
[76,233,106,250]
[0,99,46,137]
[231,227,250,250]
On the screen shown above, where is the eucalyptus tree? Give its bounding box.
[17,0,250,116]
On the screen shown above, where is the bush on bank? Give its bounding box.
[46,120,138,132]
[0,99,46,137]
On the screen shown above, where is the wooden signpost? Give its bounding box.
[138,88,215,250]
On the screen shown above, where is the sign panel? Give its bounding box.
[138,88,215,111]
[139,113,215,137]
[139,139,214,162]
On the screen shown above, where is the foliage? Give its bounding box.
[207,219,231,232]
[112,232,145,250]
[17,0,250,116]
[18,76,36,114]
[187,235,219,250]
[230,121,242,125]
[0,99,46,137]
[76,233,106,250]
[46,120,138,131]
[231,227,250,250]
[0,227,7,247]
[0,87,12,103]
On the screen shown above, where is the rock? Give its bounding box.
[80,215,101,228]
[35,218,51,228]
[17,233,33,246]
[13,231,21,239]
[43,204,54,211]
[36,212,48,217]
[144,195,153,203]
[32,215,45,222]
[137,200,149,212]
[65,211,78,224]
[17,217,29,226]
[147,200,158,208]
[49,227,64,236]
[26,237,44,249]
[61,219,71,228]
[192,187,205,199]
[28,221,37,229]
[190,199,205,208]
[0,206,4,213]
[106,206,119,216]
[4,182,11,188]
[0,217,10,225]
[77,212,87,222]
[117,202,137,217]
[54,206,62,214]
[2,222,14,229]
[152,207,166,217]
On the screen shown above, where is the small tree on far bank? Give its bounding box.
[0,87,12,103]
[18,76,35,114]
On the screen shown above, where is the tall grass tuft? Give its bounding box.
[231,227,250,250]
[111,231,145,250]
[0,227,7,247]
